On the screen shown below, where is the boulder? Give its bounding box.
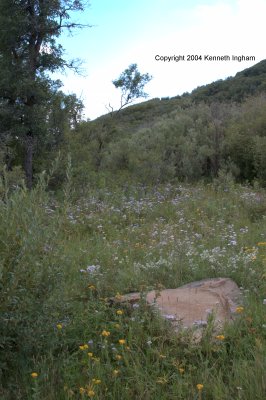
[112,278,242,339]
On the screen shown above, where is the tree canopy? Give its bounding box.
[112,63,152,112]
[0,0,89,188]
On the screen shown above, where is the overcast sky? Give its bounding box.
[56,0,266,120]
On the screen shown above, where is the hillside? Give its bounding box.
[68,59,266,188]
[93,59,266,130]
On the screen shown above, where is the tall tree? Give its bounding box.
[0,0,89,188]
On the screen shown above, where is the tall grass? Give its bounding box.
[0,177,265,399]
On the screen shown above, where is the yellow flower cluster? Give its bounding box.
[79,344,89,351]
[235,306,244,313]
[31,372,38,378]
[197,384,204,391]
[215,335,225,340]
[101,330,111,337]
[79,380,101,397]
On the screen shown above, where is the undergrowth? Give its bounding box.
[0,175,265,399]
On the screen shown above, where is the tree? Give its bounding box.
[109,63,152,114]
[0,0,89,188]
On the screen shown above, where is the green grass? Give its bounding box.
[0,180,265,399]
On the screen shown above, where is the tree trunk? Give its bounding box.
[25,135,33,189]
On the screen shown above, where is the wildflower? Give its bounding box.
[179,368,185,374]
[87,265,100,274]
[101,330,111,337]
[92,357,100,363]
[159,354,166,359]
[235,306,244,313]
[56,324,63,330]
[257,242,266,246]
[118,339,126,345]
[197,384,204,391]
[92,379,101,384]
[113,369,120,376]
[31,372,38,378]
[115,354,122,360]
[87,389,95,397]
[215,335,225,341]
[88,285,96,290]
[79,387,86,394]
[115,292,122,300]
[79,344,89,350]
[87,352,93,357]
[114,323,121,329]
[116,310,123,315]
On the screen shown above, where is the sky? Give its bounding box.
[56,0,266,120]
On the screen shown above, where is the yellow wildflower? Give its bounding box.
[178,368,185,374]
[88,285,96,290]
[114,323,121,329]
[159,354,167,359]
[118,339,126,345]
[87,389,95,397]
[115,354,122,361]
[79,344,89,350]
[101,330,111,337]
[115,292,122,300]
[235,306,244,313]
[79,387,86,394]
[116,310,123,315]
[257,242,266,246]
[56,324,63,330]
[197,384,204,391]
[215,335,225,340]
[31,372,38,378]
[92,379,101,384]
[113,369,120,376]
[87,352,93,357]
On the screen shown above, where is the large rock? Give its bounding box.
[112,278,242,338]
[146,277,241,330]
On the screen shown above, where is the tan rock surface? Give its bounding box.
[146,278,241,331]
[111,278,242,337]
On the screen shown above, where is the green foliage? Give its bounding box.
[0,0,87,187]
[0,180,265,399]
[112,64,152,112]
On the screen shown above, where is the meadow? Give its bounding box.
[0,175,265,399]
